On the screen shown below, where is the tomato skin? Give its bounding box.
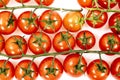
[0,35,5,51]
[39,10,62,34]
[0,0,9,7]
[99,33,120,55]
[28,32,51,55]
[0,11,17,35]
[86,10,108,28]
[63,11,84,32]
[39,57,63,80]
[98,0,117,9]
[87,59,110,80]
[63,53,87,77]
[18,11,39,34]
[109,13,120,34]
[15,60,38,80]
[0,60,14,80]
[4,35,27,58]
[77,0,93,8]
[53,31,75,52]
[111,57,120,80]
[119,3,120,8]
[15,0,30,3]
[35,0,54,6]
[76,30,96,50]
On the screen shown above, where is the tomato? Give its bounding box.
[0,0,9,7]
[28,32,51,55]
[86,10,108,28]
[15,60,38,80]
[99,32,120,55]
[109,13,120,34]
[15,0,30,3]
[0,11,17,35]
[77,0,94,8]
[35,0,54,6]
[119,3,120,8]
[76,30,96,50]
[4,35,27,58]
[87,59,110,80]
[98,0,117,9]
[0,35,5,51]
[63,11,84,32]
[111,57,120,80]
[18,11,39,34]
[117,0,120,2]
[39,10,62,34]
[63,53,87,77]
[53,31,75,52]
[39,57,63,80]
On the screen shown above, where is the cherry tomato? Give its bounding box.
[28,32,51,55]
[15,0,30,3]
[0,11,17,35]
[0,60,14,80]
[39,57,63,80]
[109,13,120,34]
[98,0,117,9]
[0,0,9,7]
[77,0,94,8]
[63,53,87,77]
[35,0,54,6]
[111,57,120,80]
[39,10,62,34]
[86,10,108,28]
[4,35,27,58]
[87,59,110,80]
[76,30,96,50]
[0,35,5,51]
[63,11,84,32]
[15,60,38,80]
[53,31,75,52]
[99,32,120,55]
[18,11,39,34]
[119,3,120,8]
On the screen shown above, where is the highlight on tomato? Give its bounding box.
[15,0,30,3]
[0,0,10,7]
[63,53,87,77]
[53,31,75,52]
[34,0,54,6]
[87,59,110,80]
[39,57,63,80]
[63,11,84,32]
[15,60,38,80]
[0,35,5,51]
[39,10,62,34]
[28,32,51,55]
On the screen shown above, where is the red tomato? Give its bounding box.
[39,57,63,80]
[86,10,108,28]
[0,11,17,35]
[99,32,120,55]
[63,11,84,32]
[28,32,51,55]
[76,30,96,50]
[119,3,120,8]
[87,59,110,80]
[0,35,5,51]
[15,60,38,80]
[4,35,27,58]
[53,31,75,52]
[111,57,120,80]
[0,0,9,7]
[39,10,62,33]
[77,0,94,8]
[117,0,120,2]
[0,60,14,80]
[18,11,39,34]
[15,0,30,3]
[35,0,54,6]
[109,13,120,34]
[98,0,117,9]
[63,53,87,77]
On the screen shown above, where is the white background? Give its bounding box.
[1,0,120,80]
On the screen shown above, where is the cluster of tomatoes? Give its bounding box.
[0,0,120,80]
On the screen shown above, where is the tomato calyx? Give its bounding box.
[96,63,107,73]
[0,67,9,76]
[76,16,85,27]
